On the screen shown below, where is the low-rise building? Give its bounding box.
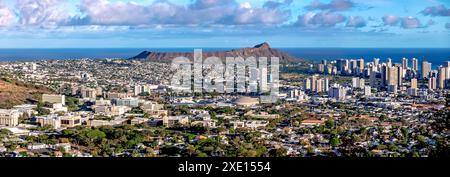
[35,115,61,129]
[42,94,65,105]
[0,109,20,127]
[114,98,140,107]
[301,119,325,127]
[163,116,189,127]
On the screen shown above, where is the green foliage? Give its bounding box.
[330,137,342,147]
[34,102,51,116]
[269,147,287,157]
[325,119,335,129]
[65,96,79,112]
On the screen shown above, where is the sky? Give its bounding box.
[0,0,449,48]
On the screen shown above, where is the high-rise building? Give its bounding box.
[428,77,437,90]
[388,66,398,87]
[352,77,360,88]
[411,78,417,89]
[402,58,408,69]
[407,88,418,96]
[318,64,325,73]
[446,65,450,80]
[328,85,346,100]
[381,65,388,87]
[397,66,403,87]
[311,76,317,91]
[326,64,333,75]
[316,79,324,93]
[387,84,397,94]
[386,58,392,67]
[370,70,378,88]
[304,78,311,90]
[350,60,357,70]
[438,67,446,89]
[351,77,365,89]
[422,61,432,79]
[364,86,371,97]
[134,84,151,96]
[412,58,419,71]
[337,59,348,73]
[372,58,380,72]
[358,59,364,72]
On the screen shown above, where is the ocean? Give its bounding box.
[0,48,449,68]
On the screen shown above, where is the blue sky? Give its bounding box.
[0,0,449,48]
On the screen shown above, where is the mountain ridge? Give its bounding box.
[130,42,302,62]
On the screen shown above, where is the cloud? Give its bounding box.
[382,15,400,26]
[305,0,355,11]
[72,0,291,26]
[346,16,366,28]
[263,0,293,9]
[16,0,69,26]
[189,0,236,9]
[382,15,424,29]
[426,19,435,26]
[295,12,346,27]
[0,0,16,27]
[421,5,450,16]
[400,16,421,29]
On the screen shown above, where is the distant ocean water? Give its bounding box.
[0,48,449,68]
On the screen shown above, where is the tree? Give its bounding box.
[34,102,50,116]
[269,147,287,157]
[65,97,80,112]
[197,153,208,157]
[330,137,342,147]
[325,119,335,129]
[85,129,106,142]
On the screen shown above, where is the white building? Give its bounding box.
[364,86,372,97]
[328,84,346,100]
[0,109,20,127]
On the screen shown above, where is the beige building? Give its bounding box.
[411,78,418,89]
[163,116,189,127]
[60,115,82,128]
[0,109,20,127]
[42,94,65,105]
[35,115,61,129]
[234,96,259,107]
[81,87,97,99]
[141,102,166,118]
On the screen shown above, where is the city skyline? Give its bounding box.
[0,0,449,48]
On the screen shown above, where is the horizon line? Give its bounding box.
[0,47,450,49]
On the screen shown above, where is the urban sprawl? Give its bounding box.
[0,57,449,157]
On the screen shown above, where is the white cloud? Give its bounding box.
[382,15,400,26]
[15,0,70,27]
[71,0,290,26]
[0,0,15,27]
[346,16,366,28]
[401,16,421,29]
[295,12,346,27]
[305,0,355,11]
